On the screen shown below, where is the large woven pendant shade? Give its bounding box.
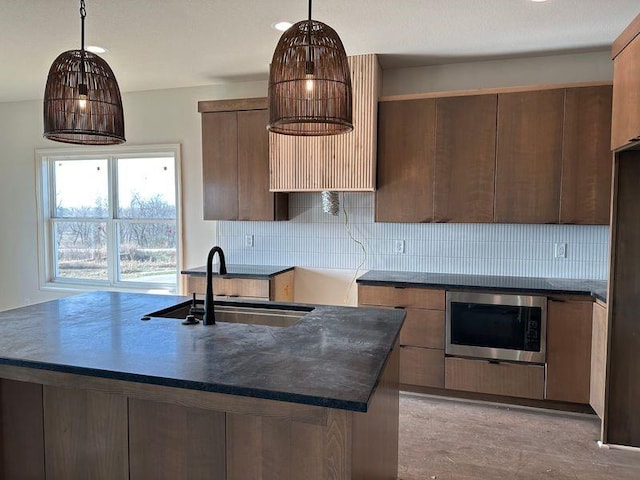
[43,1,125,145]
[268,1,353,136]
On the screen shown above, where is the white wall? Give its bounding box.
[0,81,266,311]
[382,50,612,96]
[0,50,614,311]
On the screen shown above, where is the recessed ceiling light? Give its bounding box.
[86,45,108,54]
[530,0,549,2]
[273,21,293,32]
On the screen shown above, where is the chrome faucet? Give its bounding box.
[204,246,227,325]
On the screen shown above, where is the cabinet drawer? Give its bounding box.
[445,357,544,400]
[399,346,444,388]
[358,285,445,310]
[186,276,269,299]
[400,309,445,349]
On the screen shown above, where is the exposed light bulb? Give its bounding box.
[78,83,88,110]
[305,75,314,92]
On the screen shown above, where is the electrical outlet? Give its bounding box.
[244,234,254,248]
[393,239,405,255]
[554,243,567,259]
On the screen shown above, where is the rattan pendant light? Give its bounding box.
[43,0,125,145]
[268,0,353,136]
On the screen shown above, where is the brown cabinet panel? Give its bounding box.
[546,300,593,404]
[399,346,444,388]
[376,99,435,223]
[561,86,613,225]
[445,357,545,400]
[43,386,128,480]
[495,90,564,223]
[358,285,445,310]
[226,413,325,480]
[0,379,45,480]
[201,102,288,221]
[202,111,238,220]
[606,150,640,446]
[611,34,640,150]
[434,95,497,223]
[400,308,445,349]
[237,109,288,221]
[129,398,226,479]
[590,302,608,418]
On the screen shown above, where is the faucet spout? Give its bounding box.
[204,246,227,325]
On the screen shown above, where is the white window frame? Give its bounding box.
[35,144,183,294]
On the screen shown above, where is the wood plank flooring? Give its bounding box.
[399,393,640,480]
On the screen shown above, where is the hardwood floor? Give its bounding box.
[398,393,640,480]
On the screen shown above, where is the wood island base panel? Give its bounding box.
[0,292,404,479]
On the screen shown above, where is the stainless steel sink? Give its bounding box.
[147,301,311,327]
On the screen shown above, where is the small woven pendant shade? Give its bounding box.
[268,18,353,136]
[43,50,125,145]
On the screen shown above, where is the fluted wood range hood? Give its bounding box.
[269,54,381,192]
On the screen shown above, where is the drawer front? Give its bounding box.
[358,285,445,310]
[445,357,544,400]
[185,276,269,299]
[399,346,444,388]
[400,309,445,349]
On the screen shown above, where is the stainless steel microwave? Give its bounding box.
[445,291,547,364]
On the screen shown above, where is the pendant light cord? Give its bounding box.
[79,0,87,89]
[306,0,313,70]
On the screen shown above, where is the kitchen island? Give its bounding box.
[0,292,404,479]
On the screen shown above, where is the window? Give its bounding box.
[36,144,181,293]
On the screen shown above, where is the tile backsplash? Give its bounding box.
[216,193,608,280]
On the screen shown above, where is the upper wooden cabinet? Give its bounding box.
[376,99,435,223]
[495,89,564,224]
[611,14,640,151]
[199,99,288,221]
[561,86,613,225]
[433,94,497,223]
[269,54,381,192]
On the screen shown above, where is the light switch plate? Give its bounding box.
[245,234,254,248]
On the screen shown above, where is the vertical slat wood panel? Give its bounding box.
[269,54,380,191]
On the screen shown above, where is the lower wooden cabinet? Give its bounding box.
[43,386,129,479]
[0,379,45,479]
[129,399,226,479]
[546,300,593,404]
[400,346,444,388]
[445,357,545,400]
[185,270,294,302]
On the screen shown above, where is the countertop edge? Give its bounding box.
[181,265,295,279]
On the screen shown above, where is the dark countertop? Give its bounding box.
[181,264,294,279]
[357,271,607,303]
[0,292,403,413]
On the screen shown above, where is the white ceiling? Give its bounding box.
[1,0,638,103]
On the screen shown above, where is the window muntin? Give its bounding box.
[37,146,181,293]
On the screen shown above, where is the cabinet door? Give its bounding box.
[546,300,593,404]
[399,346,444,388]
[376,99,435,223]
[202,111,238,220]
[43,386,128,479]
[561,86,613,225]
[129,399,225,479]
[238,110,288,221]
[434,95,497,223]
[495,90,564,223]
[611,36,640,150]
